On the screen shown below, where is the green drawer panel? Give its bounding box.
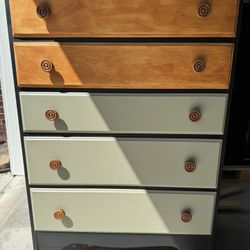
[20,92,227,135]
[31,189,216,235]
[25,137,221,188]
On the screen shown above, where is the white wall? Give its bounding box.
[0,0,24,175]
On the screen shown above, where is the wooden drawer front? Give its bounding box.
[25,137,222,188]
[14,43,233,89]
[31,189,216,235]
[20,92,227,135]
[9,0,239,38]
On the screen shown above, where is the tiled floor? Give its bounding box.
[0,174,249,250]
[214,181,250,250]
[0,174,32,250]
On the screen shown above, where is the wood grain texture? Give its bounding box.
[9,0,240,38]
[14,42,233,89]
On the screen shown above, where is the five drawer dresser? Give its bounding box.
[3,0,242,249]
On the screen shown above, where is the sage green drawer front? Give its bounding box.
[20,92,227,135]
[25,137,222,188]
[31,189,216,235]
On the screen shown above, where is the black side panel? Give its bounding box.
[225,1,250,164]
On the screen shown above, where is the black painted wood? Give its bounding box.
[209,0,245,249]
[3,0,245,249]
[62,246,178,250]
[225,1,250,164]
[37,232,210,250]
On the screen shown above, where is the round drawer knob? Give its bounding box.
[45,110,58,121]
[49,160,62,170]
[198,3,211,17]
[181,211,192,223]
[37,3,50,19]
[54,209,65,220]
[184,161,196,173]
[193,59,206,72]
[189,110,201,122]
[41,59,53,72]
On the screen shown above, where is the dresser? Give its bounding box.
[4,1,242,249]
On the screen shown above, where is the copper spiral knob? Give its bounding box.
[189,110,201,122]
[45,110,58,121]
[54,209,65,220]
[41,59,53,72]
[49,160,62,170]
[193,59,206,72]
[185,161,196,173]
[181,211,192,223]
[198,3,211,17]
[37,3,50,18]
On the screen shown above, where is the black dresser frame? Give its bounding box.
[3,0,244,249]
